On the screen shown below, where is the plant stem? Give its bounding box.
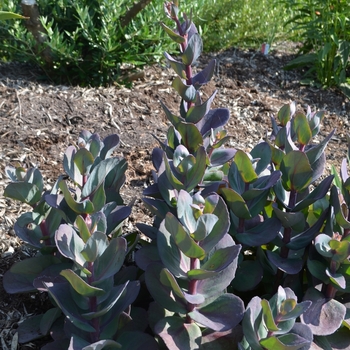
[88,261,100,342]
[186,257,199,323]
[40,219,52,246]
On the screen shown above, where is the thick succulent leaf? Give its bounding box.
[172,76,197,102]
[314,234,333,258]
[241,296,266,349]
[177,122,204,154]
[185,146,207,191]
[189,294,244,331]
[305,129,335,166]
[105,205,131,235]
[164,212,206,259]
[293,175,334,212]
[181,33,202,65]
[80,231,108,262]
[116,331,158,350]
[164,52,187,79]
[161,23,185,43]
[273,208,305,230]
[40,307,62,337]
[210,148,236,167]
[3,255,61,293]
[59,180,94,214]
[17,314,46,343]
[82,158,122,198]
[227,162,245,195]
[155,316,202,350]
[277,104,292,126]
[186,91,217,124]
[197,235,240,298]
[234,150,258,184]
[63,145,82,185]
[293,113,312,146]
[266,251,303,274]
[44,281,96,332]
[200,195,231,252]
[192,59,216,88]
[307,258,329,283]
[220,187,251,219]
[330,185,350,229]
[73,148,94,176]
[177,190,198,233]
[280,151,313,192]
[89,184,106,213]
[196,108,230,136]
[301,288,346,335]
[287,210,328,250]
[329,239,350,262]
[279,300,311,321]
[60,269,104,297]
[99,134,120,159]
[55,224,87,272]
[260,333,311,350]
[145,263,187,313]
[325,268,346,289]
[188,246,240,280]
[201,327,244,350]
[94,237,127,282]
[192,213,218,241]
[231,260,263,291]
[4,182,41,206]
[75,215,91,243]
[261,299,280,332]
[235,217,281,246]
[250,142,272,175]
[313,327,350,350]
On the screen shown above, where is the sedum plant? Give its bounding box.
[3,131,158,348]
[3,1,350,349]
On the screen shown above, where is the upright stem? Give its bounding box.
[40,219,52,246]
[186,257,200,323]
[87,261,100,343]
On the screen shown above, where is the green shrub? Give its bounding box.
[0,0,174,86]
[281,0,350,95]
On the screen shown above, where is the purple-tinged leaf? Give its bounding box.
[60,269,105,297]
[183,292,205,304]
[309,151,326,183]
[186,91,217,124]
[164,212,206,259]
[172,76,197,102]
[59,180,94,214]
[164,52,187,79]
[86,133,102,159]
[82,157,122,198]
[293,175,333,212]
[185,146,207,191]
[78,130,92,146]
[228,161,245,195]
[330,185,350,229]
[44,280,96,332]
[261,299,279,332]
[250,142,272,175]
[136,223,158,241]
[210,148,236,167]
[40,308,62,337]
[280,151,313,192]
[177,190,197,233]
[63,145,82,185]
[279,300,311,322]
[161,23,186,43]
[201,195,230,252]
[181,33,202,65]
[260,333,311,349]
[197,108,230,136]
[325,268,346,289]
[188,246,239,280]
[241,296,266,348]
[273,207,305,230]
[4,182,41,206]
[231,260,263,291]
[201,326,244,350]
[177,122,204,154]
[197,235,240,298]
[266,251,303,274]
[192,214,218,241]
[158,219,190,278]
[314,233,333,257]
[17,314,46,343]
[55,224,88,273]
[307,258,329,283]
[94,237,127,282]
[220,187,251,219]
[278,104,292,126]
[152,147,164,171]
[189,294,244,331]
[287,210,328,250]
[117,331,158,350]
[192,59,216,89]
[173,145,190,167]
[89,183,106,213]
[155,316,202,350]
[106,205,131,235]
[160,100,181,128]
[145,263,187,313]
[341,157,349,182]
[306,129,335,166]
[164,156,184,190]
[73,148,94,176]
[236,217,280,246]
[100,134,120,160]
[313,326,350,350]
[301,287,346,335]
[75,215,91,243]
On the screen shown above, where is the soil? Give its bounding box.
[0,42,349,349]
